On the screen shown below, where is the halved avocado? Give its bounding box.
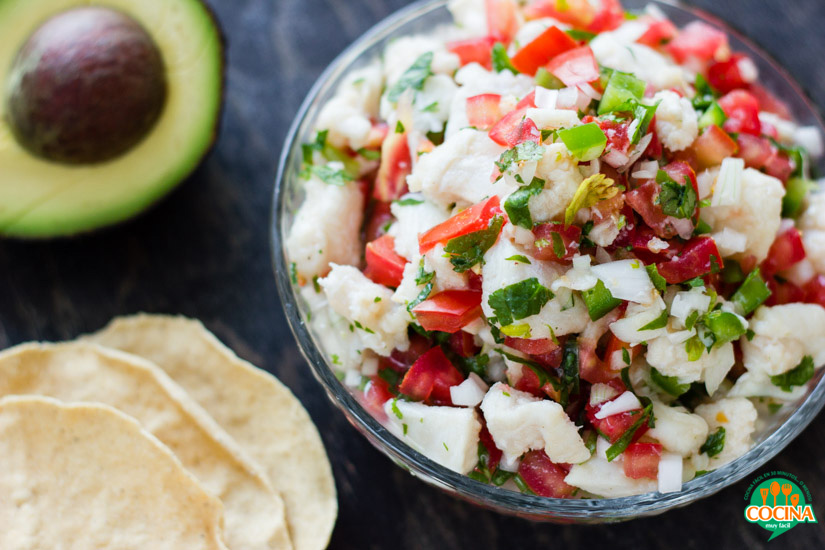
[0,0,223,237]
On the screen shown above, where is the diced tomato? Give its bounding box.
[579,348,615,385]
[511,26,577,75]
[516,90,538,110]
[748,83,792,120]
[364,200,394,243]
[363,377,394,417]
[645,123,664,158]
[547,46,600,87]
[636,17,677,48]
[512,365,546,398]
[707,54,752,94]
[467,270,483,292]
[736,133,773,168]
[419,196,504,253]
[763,151,794,182]
[623,442,662,480]
[656,236,723,284]
[718,89,762,136]
[504,336,560,357]
[364,234,407,288]
[603,334,639,371]
[466,94,502,130]
[585,0,624,33]
[761,227,806,276]
[447,36,495,69]
[373,132,411,201]
[382,333,433,372]
[449,331,479,358]
[398,347,464,404]
[589,408,649,444]
[412,290,483,333]
[666,21,729,64]
[625,182,678,240]
[691,125,739,170]
[532,223,582,262]
[765,277,805,307]
[518,451,577,498]
[486,0,519,44]
[478,423,503,472]
[803,275,825,308]
[584,116,631,157]
[488,107,542,147]
[524,0,595,28]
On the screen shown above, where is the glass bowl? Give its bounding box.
[271,0,825,522]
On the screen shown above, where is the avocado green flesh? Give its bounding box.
[0,0,223,237]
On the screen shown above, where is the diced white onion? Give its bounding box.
[632,160,660,180]
[595,391,643,419]
[658,452,683,493]
[666,329,695,345]
[669,216,695,240]
[712,227,748,256]
[603,149,630,168]
[556,87,580,110]
[670,289,711,325]
[590,383,620,407]
[550,255,599,293]
[609,297,668,345]
[499,452,520,472]
[345,370,363,387]
[450,373,489,407]
[526,108,581,130]
[596,435,612,460]
[711,157,745,207]
[361,357,379,376]
[591,260,656,304]
[795,126,824,159]
[518,160,538,184]
[534,86,559,109]
[578,83,603,101]
[736,57,759,84]
[619,133,653,173]
[696,169,717,199]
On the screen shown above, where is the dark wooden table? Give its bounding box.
[2,0,824,548]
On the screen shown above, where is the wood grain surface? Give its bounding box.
[1,0,824,548]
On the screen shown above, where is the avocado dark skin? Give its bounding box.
[5,7,167,165]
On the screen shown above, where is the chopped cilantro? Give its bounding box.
[566,29,597,42]
[312,275,321,293]
[513,474,536,495]
[558,339,581,408]
[495,141,544,174]
[650,367,690,397]
[387,52,433,103]
[639,309,668,331]
[331,354,341,365]
[403,423,408,435]
[308,164,354,186]
[622,347,631,366]
[443,216,505,272]
[414,258,435,285]
[770,356,814,392]
[374,296,382,303]
[357,147,381,161]
[301,129,329,164]
[505,254,532,264]
[645,264,667,292]
[394,197,425,206]
[395,120,405,133]
[504,177,544,229]
[407,282,433,312]
[391,398,403,419]
[289,262,298,285]
[606,402,653,461]
[551,232,566,259]
[656,170,697,219]
[491,42,519,74]
[700,427,726,457]
[768,402,783,414]
[421,101,439,113]
[488,278,553,326]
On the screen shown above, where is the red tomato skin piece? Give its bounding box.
[373,132,412,201]
[399,346,464,403]
[486,0,518,44]
[488,107,542,147]
[666,21,728,64]
[623,442,663,480]
[691,125,739,170]
[363,377,394,418]
[636,17,677,48]
[510,26,577,75]
[531,223,582,262]
[364,234,407,288]
[656,236,724,284]
[546,46,600,87]
[466,94,502,130]
[707,54,751,94]
[718,89,762,136]
[518,450,577,498]
[804,275,825,308]
[448,36,496,69]
[412,290,483,334]
[761,227,806,276]
[419,196,504,253]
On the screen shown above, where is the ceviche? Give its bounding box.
[286,0,825,498]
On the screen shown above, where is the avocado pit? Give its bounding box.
[5,7,167,165]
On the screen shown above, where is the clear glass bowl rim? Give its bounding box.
[271,0,825,520]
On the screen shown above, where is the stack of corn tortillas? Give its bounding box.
[0,314,336,550]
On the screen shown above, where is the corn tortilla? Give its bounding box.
[88,314,337,550]
[0,396,230,550]
[0,342,292,550]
